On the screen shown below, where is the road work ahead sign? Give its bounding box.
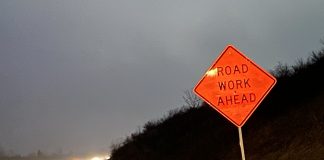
[194,45,276,127]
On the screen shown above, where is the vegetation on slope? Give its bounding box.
[110,47,324,160]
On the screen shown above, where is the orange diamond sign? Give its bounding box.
[194,45,276,127]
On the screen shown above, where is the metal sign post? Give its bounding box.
[238,127,246,160]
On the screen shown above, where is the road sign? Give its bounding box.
[193,45,276,127]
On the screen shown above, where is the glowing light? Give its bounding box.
[206,68,218,77]
[105,155,111,159]
[91,157,101,160]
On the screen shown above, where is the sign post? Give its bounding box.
[193,45,276,159]
[238,127,245,160]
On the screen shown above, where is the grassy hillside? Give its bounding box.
[110,48,324,160]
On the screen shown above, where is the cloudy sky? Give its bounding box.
[1,0,324,155]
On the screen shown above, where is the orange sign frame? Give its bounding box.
[194,45,276,127]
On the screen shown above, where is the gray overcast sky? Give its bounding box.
[1,0,324,155]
